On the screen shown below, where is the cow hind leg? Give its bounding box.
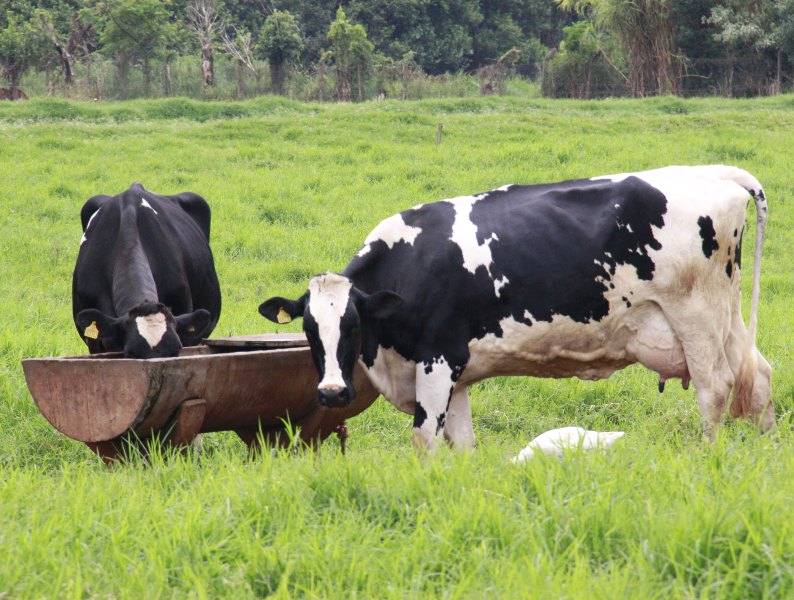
[724,311,774,431]
[443,387,476,450]
[413,360,456,451]
[675,325,735,441]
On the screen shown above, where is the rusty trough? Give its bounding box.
[22,334,379,463]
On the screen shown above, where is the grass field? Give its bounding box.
[0,94,792,598]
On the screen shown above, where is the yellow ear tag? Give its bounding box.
[276,308,292,324]
[84,321,99,340]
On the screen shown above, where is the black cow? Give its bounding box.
[73,183,221,358]
[259,166,773,449]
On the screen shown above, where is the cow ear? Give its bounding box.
[259,295,306,324]
[175,309,213,345]
[362,290,404,321]
[76,309,123,343]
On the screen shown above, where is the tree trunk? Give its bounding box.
[162,61,172,96]
[117,53,130,99]
[336,68,351,102]
[775,48,783,95]
[142,58,152,96]
[84,55,97,99]
[269,58,284,94]
[356,64,363,101]
[235,60,246,98]
[57,47,75,86]
[201,40,214,86]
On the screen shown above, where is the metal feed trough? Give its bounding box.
[22,334,378,463]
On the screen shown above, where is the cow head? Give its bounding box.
[259,273,402,407]
[76,302,212,358]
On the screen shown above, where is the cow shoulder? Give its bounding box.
[80,195,112,231]
[169,192,211,239]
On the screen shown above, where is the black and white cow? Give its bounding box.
[73,183,221,358]
[260,166,773,448]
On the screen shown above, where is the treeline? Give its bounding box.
[0,1,793,101]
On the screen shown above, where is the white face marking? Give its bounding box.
[135,312,168,348]
[358,213,422,257]
[80,208,101,246]
[140,198,158,214]
[309,273,353,389]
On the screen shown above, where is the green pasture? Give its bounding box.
[0,95,792,598]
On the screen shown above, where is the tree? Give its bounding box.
[34,6,75,86]
[258,10,302,95]
[222,27,257,97]
[0,15,46,96]
[186,0,219,87]
[558,0,681,96]
[705,1,793,95]
[325,8,375,101]
[542,19,625,98]
[94,0,170,98]
[347,0,480,74]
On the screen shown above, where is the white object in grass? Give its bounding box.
[511,427,624,463]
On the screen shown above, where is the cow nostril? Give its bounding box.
[317,385,352,407]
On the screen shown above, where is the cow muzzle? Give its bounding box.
[317,384,354,407]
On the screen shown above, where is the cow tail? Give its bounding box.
[731,179,767,418]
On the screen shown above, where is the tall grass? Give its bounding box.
[0,95,791,597]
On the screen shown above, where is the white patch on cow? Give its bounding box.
[447,194,509,297]
[140,198,158,214]
[135,312,168,348]
[364,346,417,413]
[357,213,422,257]
[309,273,352,389]
[494,184,514,192]
[80,208,101,246]
[415,356,455,448]
[493,275,510,296]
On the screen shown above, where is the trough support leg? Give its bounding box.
[85,439,124,465]
[335,422,348,455]
[170,398,206,448]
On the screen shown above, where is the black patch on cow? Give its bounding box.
[622,296,632,308]
[414,402,428,428]
[733,228,738,237]
[735,227,744,269]
[725,260,733,278]
[436,412,446,433]
[346,176,668,383]
[697,216,719,258]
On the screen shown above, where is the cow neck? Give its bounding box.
[112,203,158,317]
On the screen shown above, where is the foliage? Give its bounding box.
[258,10,302,94]
[542,20,624,98]
[325,7,375,101]
[0,13,46,91]
[7,0,794,100]
[92,0,172,96]
[0,95,792,596]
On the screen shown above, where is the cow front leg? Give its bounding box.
[443,386,475,450]
[413,360,455,451]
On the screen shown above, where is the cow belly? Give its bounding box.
[465,315,633,382]
[464,303,688,383]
